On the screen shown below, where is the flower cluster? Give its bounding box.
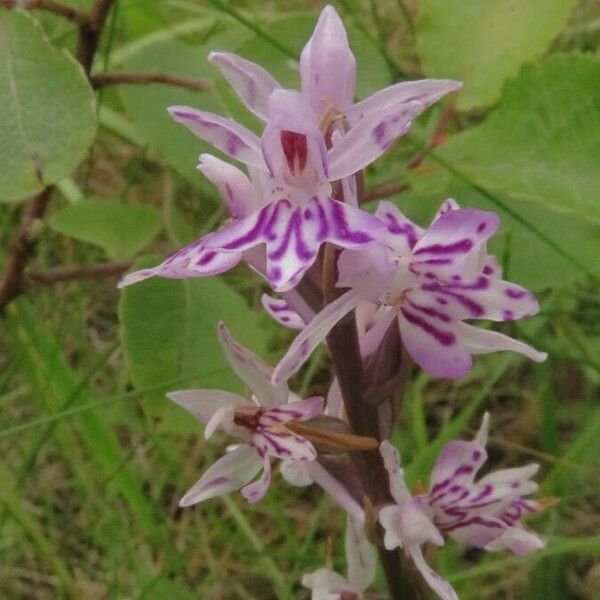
[122,6,551,599]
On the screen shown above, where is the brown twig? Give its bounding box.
[407,102,457,170]
[0,0,90,25]
[362,180,409,203]
[0,0,116,311]
[26,259,133,285]
[91,72,212,93]
[0,188,53,309]
[76,0,114,73]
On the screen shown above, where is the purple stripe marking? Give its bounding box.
[401,308,455,346]
[414,238,473,256]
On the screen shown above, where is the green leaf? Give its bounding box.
[434,55,600,223]
[119,259,268,433]
[118,39,223,194]
[49,198,162,259]
[416,0,576,109]
[0,9,96,202]
[236,13,391,101]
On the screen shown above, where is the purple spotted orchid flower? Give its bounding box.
[302,516,376,600]
[125,4,460,292]
[272,199,547,382]
[168,323,324,505]
[378,414,545,600]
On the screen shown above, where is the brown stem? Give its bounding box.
[322,244,419,599]
[0,188,53,309]
[362,180,409,204]
[0,0,90,25]
[91,72,212,93]
[76,0,114,74]
[26,259,133,285]
[408,103,456,170]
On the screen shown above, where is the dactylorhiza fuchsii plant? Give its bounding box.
[120,5,552,599]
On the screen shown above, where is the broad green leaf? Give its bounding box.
[416,0,576,109]
[236,13,391,101]
[0,10,96,202]
[118,39,223,194]
[49,198,161,259]
[419,55,600,225]
[119,258,268,433]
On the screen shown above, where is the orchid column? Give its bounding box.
[120,6,549,600]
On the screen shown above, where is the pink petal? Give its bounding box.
[300,5,356,116]
[118,239,241,288]
[327,101,425,180]
[359,307,396,358]
[380,440,411,505]
[280,459,314,487]
[408,544,458,600]
[337,245,395,303]
[241,450,272,503]
[397,310,473,379]
[411,208,500,280]
[485,526,545,555]
[180,444,262,506]
[302,569,353,598]
[272,290,360,384]
[261,294,306,329]
[457,322,548,363]
[217,322,288,407]
[345,516,377,592]
[168,105,265,170]
[208,51,281,122]
[261,396,325,425]
[197,154,259,218]
[346,79,462,124]
[325,377,343,418]
[306,461,365,523]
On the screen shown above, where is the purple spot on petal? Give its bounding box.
[477,222,487,233]
[506,287,526,300]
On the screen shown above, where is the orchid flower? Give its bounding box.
[303,516,376,600]
[132,5,460,292]
[168,323,324,505]
[417,413,546,555]
[378,414,545,600]
[272,199,547,382]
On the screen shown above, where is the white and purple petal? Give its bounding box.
[118,239,241,288]
[241,449,272,503]
[300,4,356,116]
[345,516,377,593]
[168,105,265,170]
[327,100,425,181]
[261,294,306,329]
[253,426,317,462]
[272,290,360,384]
[261,396,325,426]
[411,208,500,280]
[197,153,260,218]
[180,444,262,506]
[345,79,462,124]
[408,544,458,600]
[166,389,247,435]
[217,322,288,407]
[208,51,281,122]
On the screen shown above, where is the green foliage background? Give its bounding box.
[0,1,599,598]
